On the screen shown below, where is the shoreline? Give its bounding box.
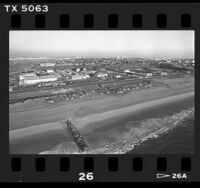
[76,91,194,132]
[39,107,194,154]
[9,91,194,143]
[9,76,194,130]
[83,107,194,154]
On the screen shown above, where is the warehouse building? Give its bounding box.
[19,75,58,85]
[19,73,37,80]
[47,69,54,74]
[71,74,90,80]
[145,73,153,77]
[97,73,108,78]
[40,63,56,67]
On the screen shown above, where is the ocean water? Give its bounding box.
[37,107,194,154]
[128,117,194,154]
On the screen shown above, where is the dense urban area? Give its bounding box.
[9,56,194,104]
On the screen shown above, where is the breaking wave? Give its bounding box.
[40,107,194,154]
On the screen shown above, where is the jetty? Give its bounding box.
[65,119,89,152]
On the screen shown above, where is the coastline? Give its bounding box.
[9,75,194,154]
[128,116,194,154]
[9,91,194,145]
[40,107,194,154]
[9,76,194,130]
[76,91,194,133]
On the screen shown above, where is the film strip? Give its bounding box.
[0,2,199,182]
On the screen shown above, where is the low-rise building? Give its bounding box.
[21,76,40,85]
[160,72,168,76]
[146,73,153,77]
[116,75,122,79]
[76,68,81,72]
[20,75,58,85]
[47,69,54,74]
[40,63,56,67]
[124,69,130,73]
[71,74,90,80]
[59,82,66,86]
[113,74,122,79]
[19,73,37,80]
[89,70,96,74]
[97,73,108,78]
[43,82,52,87]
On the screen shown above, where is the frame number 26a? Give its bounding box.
[79,172,94,181]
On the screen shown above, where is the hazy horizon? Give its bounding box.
[10,31,194,59]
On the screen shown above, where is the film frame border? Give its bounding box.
[0,3,199,182]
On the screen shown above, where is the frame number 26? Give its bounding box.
[79,172,94,181]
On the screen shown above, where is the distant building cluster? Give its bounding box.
[8,57,194,91]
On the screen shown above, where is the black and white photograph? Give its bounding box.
[9,30,194,154]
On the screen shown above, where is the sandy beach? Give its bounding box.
[9,76,194,154]
[76,91,194,132]
[9,91,194,142]
[9,76,194,130]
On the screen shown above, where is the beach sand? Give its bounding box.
[9,91,194,143]
[40,106,194,154]
[9,76,194,130]
[9,76,194,154]
[76,91,194,132]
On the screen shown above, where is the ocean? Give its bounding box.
[129,116,194,154]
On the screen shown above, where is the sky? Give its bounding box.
[9,30,194,58]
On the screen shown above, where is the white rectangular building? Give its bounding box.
[40,63,56,67]
[71,74,90,80]
[97,73,108,78]
[47,69,54,74]
[19,73,37,80]
[20,75,58,85]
